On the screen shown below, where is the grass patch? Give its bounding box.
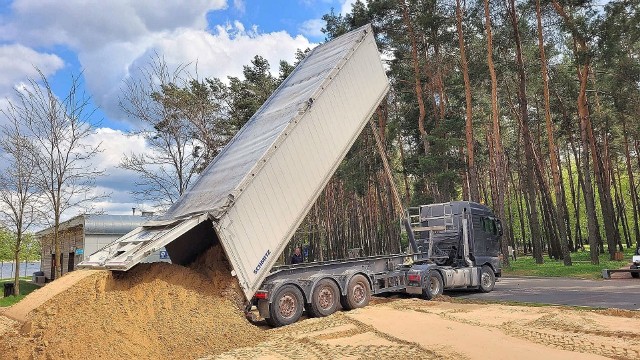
[0,279,40,307]
[503,246,635,279]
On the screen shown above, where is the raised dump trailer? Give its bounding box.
[79,25,502,327]
[79,24,390,301]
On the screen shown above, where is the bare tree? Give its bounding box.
[13,69,104,279]
[119,55,208,210]
[0,111,40,294]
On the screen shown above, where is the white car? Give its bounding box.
[631,253,640,279]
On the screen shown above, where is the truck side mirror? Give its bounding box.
[495,219,503,236]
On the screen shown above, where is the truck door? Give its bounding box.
[478,216,500,256]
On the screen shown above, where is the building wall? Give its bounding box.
[40,226,84,281]
[84,234,123,257]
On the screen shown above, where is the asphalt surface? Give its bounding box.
[448,276,640,310]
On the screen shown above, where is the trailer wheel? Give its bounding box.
[269,285,304,327]
[308,279,340,317]
[422,271,443,300]
[479,265,496,292]
[341,274,371,310]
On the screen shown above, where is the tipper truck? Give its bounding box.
[79,24,502,327]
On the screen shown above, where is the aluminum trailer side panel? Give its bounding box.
[216,27,389,299]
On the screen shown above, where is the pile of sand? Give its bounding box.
[0,246,266,360]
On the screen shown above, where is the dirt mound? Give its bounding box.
[0,246,266,360]
[3,269,99,323]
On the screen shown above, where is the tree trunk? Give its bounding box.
[590,71,622,256]
[536,0,571,265]
[13,250,20,296]
[585,82,618,259]
[54,218,62,279]
[622,116,640,248]
[551,0,599,264]
[556,146,574,251]
[484,0,509,265]
[567,141,583,249]
[508,0,543,263]
[456,0,479,202]
[613,161,631,249]
[399,0,429,155]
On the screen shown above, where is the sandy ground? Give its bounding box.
[203,298,640,360]
[1,247,638,360]
[2,293,639,360]
[0,247,266,360]
[3,269,100,322]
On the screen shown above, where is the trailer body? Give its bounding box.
[79,25,390,301]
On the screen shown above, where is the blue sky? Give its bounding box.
[0,0,357,218]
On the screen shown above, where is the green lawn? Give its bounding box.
[503,246,636,279]
[0,278,40,307]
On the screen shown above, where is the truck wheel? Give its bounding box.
[422,271,443,300]
[341,274,371,310]
[308,279,340,317]
[265,315,277,327]
[269,285,304,327]
[479,265,496,293]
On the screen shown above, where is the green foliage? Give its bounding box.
[504,247,636,279]
[20,233,40,261]
[0,279,39,307]
[0,228,13,261]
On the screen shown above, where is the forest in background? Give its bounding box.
[2,0,639,272]
[287,0,640,267]
[110,0,640,267]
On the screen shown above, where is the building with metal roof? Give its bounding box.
[36,214,167,281]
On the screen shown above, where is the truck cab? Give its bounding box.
[405,201,502,298]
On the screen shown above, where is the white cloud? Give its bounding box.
[233,0,246,14]
[80,127,157,214]
[299,19,325,38]
[0,44,64,94]
[340,0,358,15]
[152,25,312,80]
[1,0,227,50]
[0,1,315,125]
[0,0,318,215]
[81,22,314,123]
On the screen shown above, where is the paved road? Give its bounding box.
[448,276,640,310]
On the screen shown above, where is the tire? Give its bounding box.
[340,274,371,310]
[269,284,304,327]
[422,271,443,300]
[632,272,639,279]
[308,279,340,317]
[265,315,277,327]
[479,265,496,293]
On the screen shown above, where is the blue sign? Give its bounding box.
[74,248,84,255]
[159,250,169,259]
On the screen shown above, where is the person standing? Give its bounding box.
[291,247,303,264]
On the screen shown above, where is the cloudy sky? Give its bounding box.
[0,0,357,220]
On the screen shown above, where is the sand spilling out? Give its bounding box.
[0,245,266,360]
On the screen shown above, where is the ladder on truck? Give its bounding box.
[407,204,457,263]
